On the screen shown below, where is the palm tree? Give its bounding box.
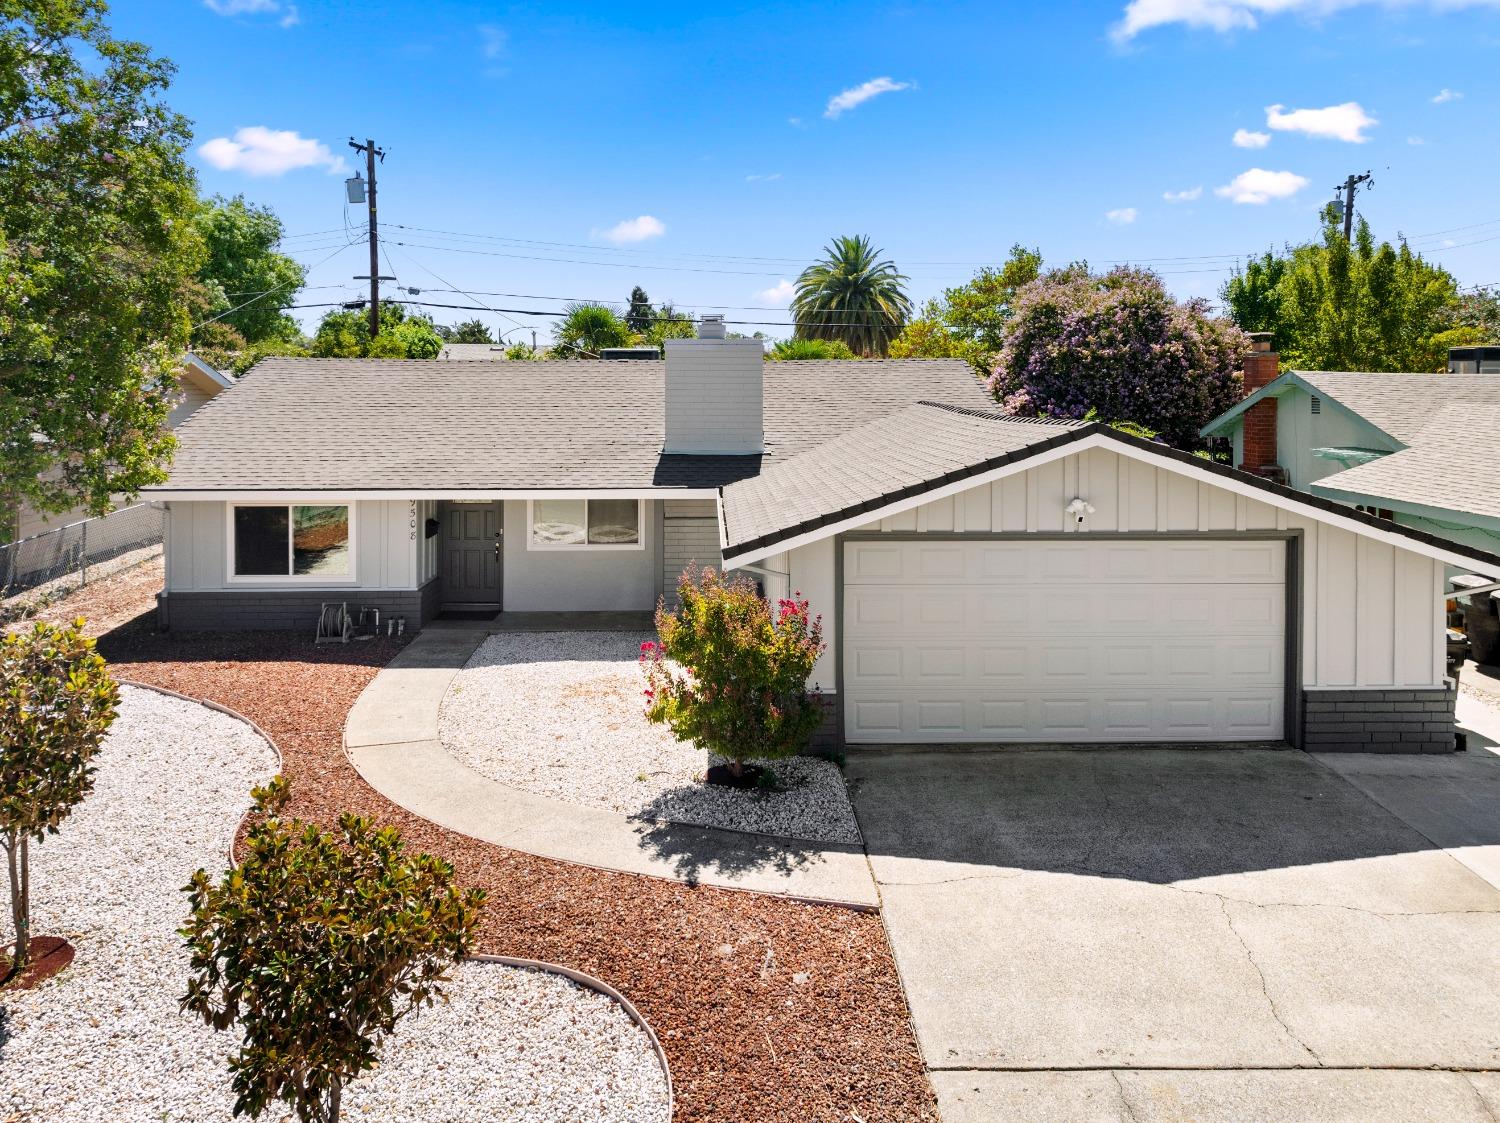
[792,235,912,356]
[552,303,635,357]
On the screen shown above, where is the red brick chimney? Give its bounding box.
[1239,332,1284,482]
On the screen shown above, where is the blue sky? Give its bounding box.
[114,0,1500,341]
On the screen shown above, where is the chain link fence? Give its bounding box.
[1,504,165,606]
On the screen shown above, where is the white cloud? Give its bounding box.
[1112,0,1500,42]
[745,173,783,182]
[1163,186,1203,202]
[756,279,796,306]
[1408,134,1426,145]
[1215,167,1310,205]
[1265,101,1377,142]
[1105,207,1138,225]
[479,24,507,59]
[198,127,346,176]
[597,215,666,244]
[824,77,913,119]
[204,0,297,25]
[1233,127,1271,148]
[1432,87,1464,103]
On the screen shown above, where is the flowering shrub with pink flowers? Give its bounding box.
[641,566,826,780]
[987,265,1248,448]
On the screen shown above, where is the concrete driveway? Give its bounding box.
[848,746,1500,1122]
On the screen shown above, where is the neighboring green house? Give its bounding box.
[1200,364,1500,557]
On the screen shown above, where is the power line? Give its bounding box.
[194,238,363,330]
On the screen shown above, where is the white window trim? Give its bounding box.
[525,498,645,552]
[225,502,358,584]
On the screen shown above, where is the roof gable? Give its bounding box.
[720,407,1500,577]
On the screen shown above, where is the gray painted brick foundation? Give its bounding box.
[1301,685,1457,754]
[661,499,721,607]
[158,578,441,633]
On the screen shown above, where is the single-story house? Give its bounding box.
[1198,335,1500,557]
[147,320,1500,752]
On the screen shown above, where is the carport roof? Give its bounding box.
[719,401,1500,576]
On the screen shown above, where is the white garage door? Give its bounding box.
[842,537,1286,744]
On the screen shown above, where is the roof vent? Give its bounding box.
[697,313,726,340]
[1311,395,1321,414]
[599,347,660,361]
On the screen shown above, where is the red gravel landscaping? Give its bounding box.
[96,622,938,1123]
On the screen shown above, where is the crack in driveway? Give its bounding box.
[1212,894,1323,1065]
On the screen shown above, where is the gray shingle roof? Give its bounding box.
[1311,404,1500,522]
[721,403,1086,554]
[154,357,990,492]
[1293,371,1500,444]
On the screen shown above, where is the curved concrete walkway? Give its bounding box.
[344,629,878,908]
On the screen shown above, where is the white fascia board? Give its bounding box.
[1310,484,1500,536]
[722,430,1500,577]
[145,487,721,502]
[720,438,1083,568]
[1100,435,1500,575]
[182,352,235,390]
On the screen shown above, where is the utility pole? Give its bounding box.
[1335,171,1372,241]
[348,138,388,337]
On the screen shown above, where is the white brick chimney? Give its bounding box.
[662,314,764,455]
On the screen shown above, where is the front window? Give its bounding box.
[232,504,351,578]
[530,499,641,548]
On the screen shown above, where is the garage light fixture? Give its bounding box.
[1065,497,1096,525]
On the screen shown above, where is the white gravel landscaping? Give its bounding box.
[0,685,669,1123]
[438,631,861,845]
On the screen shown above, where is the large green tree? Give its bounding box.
[991,265,1246,448]
[624,285,654,336]
[446,318,493,344]
[890,244,1042,373]
[310,304,441,360]
[792,235,911,357]
[194,195,305,345]
[0,0,204,542]
[1223,205,1468,372]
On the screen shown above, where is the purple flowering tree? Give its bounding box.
[987,265,1248,448]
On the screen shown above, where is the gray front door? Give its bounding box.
[440,501,502,609]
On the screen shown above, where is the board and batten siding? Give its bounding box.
[165,499,421,592]
[769,446,1444,693]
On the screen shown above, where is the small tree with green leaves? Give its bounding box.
[0,620,119,975]
[448,318,494,344]
[768,337,855,360]
[182,778,485,1123]
[642,567,825,780]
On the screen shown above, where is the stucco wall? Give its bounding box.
[165,499,419,592]
[781,445,1445,694]
[500,499,660,611]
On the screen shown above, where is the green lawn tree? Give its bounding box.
[0,620,120,975]
[310,304,442,359]
[792,234,912,357]
[624,285,655,336]
[0,0,205,542]
[767,338,855,360]
[194,195,306,346]
[642,567,826,783]
[1223,204,1469,372]
[889,245,1042,374]
[447,318,494,344]
[182,777,485,1123]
